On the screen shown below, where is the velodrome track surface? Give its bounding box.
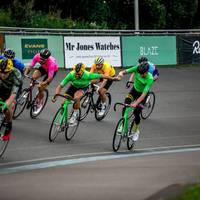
[0,67,200,200]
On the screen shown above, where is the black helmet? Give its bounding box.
[138,56,148,63]
[40,48,51,59]
[4,49,15,59]
[137,62,149,74]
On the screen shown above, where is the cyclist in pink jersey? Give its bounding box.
[24,48,58,111]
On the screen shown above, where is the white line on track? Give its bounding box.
[0,144,200,174]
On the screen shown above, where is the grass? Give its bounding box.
[169,183,200,200]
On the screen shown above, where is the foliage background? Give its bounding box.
[0,0,199,29]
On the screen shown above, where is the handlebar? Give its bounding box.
[24,74,40,84]
[90,83,100,93]
[53,94,74,101]
[126,81,134,89]
[114,102,133,111]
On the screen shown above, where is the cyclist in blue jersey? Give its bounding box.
[0,49,25,74]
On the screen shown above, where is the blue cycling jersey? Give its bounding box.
[148,62,159,78]
[0,55,25,73]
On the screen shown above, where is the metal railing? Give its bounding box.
[0,26,200,36]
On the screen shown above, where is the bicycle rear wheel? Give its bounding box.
[0,116,9,157]
[30,89,49,119]
[112,118,123,152]
[127,119,135,150]
[13,89,29,119]
[141,91,155,119]
[95,92,111,121]
[49,107,65,142]
[65,109,80,140]
[79,93,91,121]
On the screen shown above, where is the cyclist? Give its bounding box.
[0,49,25,97]
[0,58,22,141]
[128,57,159,84]
[52,63,115,124]
[24,48,58,114]
[117,62,154,141]
[0,49,25,74]
[90,57,116,116]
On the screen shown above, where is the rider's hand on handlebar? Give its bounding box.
[51,95,57,103]
[126,81,132,89]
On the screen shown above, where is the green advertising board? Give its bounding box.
[5,35,64,68]
[21,38,47,59]
[121,36,177,66]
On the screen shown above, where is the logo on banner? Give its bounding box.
[193,41,200,54]
[65,42,120,51]
[21,39,48,59]
[140,46,159,56]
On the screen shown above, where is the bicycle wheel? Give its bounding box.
[0,115,9,157]
[112,118,123,152]
[49,107,65,142]
[127,119,135,150]
[141,91,155,119]
[79,93,91,121]
[95,92,111,121]
[13,89,29,119]
[65,108,81,140]
[30,89,49,119]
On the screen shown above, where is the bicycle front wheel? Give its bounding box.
[30,89,49,119]
[95,92,111,121]
[13,89,29,119]
[112,118,123,152]
[65,109,81,140]
[79,93,91,121]
[49,107,65,142]
[0,117,9,157]
[141,91,155,119]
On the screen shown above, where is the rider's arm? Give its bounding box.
[90,64,95,73]
[6,93,16,108]
[129,73,135,82]
[131,92,147,108]
[24,54,39,75]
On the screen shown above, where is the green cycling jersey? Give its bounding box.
[126,66,154,94]
[60,70,103,88]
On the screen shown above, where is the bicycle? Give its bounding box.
[112,102,137,152]
[49,94,81,142]
[0,101,9,157]
[80,84,111,121]
[126,81,155,119]
[13,74,49,119]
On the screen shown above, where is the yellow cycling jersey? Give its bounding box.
[90,61,115,77]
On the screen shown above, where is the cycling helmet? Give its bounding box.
[73,63,86,73]
[40,48,51,59]
[0,58,13,73]
[137,62,149,74]
[4,49,15,59]
[138,56,148,63]
[94,57,104,65]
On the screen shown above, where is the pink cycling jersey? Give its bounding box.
[31,53,58,77]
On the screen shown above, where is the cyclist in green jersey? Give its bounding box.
[52,63,116,124]
[117,62,154,141]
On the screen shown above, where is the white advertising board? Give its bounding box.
[64,36,121,68]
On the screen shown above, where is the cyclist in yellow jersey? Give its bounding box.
[90,57,116,116]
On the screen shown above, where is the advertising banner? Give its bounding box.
[21,39,47,59]
[64,36,121,68]
[5,35,64,67]
[177,36,200,64]
[121,36,177,66]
